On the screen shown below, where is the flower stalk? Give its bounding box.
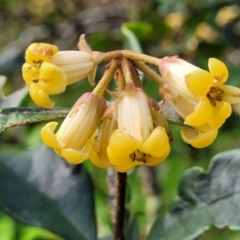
[114,172,127,240]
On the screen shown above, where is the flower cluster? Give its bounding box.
[22,35,240,171]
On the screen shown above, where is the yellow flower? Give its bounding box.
[105,83,171,172]
[41,93,106,164]
[22,41,103,108]
[159,56,240,127]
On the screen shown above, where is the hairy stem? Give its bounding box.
[102,50,161,66]
[114,172,127,240]
[92,59,120,96]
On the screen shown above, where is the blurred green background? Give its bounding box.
[1,0,240,239]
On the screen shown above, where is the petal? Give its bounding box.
[60,148,85,164]
[145,146,170,166]
[112,161,136,173]
[41,122,61,148]
[22,63,40,87]
[39,62,66,94]
[139,126,170,157]
[108,130,142,156]
[185,69,213,96]
[181,127,218,148]
[220,85,240,104]
[208,58,228,85]
[184,98,213,126]
[107,146,131,166]
[29,84,55,108]
[90,151,110,168]
[208,102,232,129]
[25,43,58,64]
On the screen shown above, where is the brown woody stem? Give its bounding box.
[114,172,127,240]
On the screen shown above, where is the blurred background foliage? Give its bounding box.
[1,0,240,239]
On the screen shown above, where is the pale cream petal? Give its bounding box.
[220,85,240,104]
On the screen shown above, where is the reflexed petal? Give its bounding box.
[25,43,58,64]
[185,69,212,96]
[39,62,66,94]
[108,130,142,155]
[208,102,232,129]
[41,122,60,148]
[208,58,228,85]
[145,146,170,166]
[139,126,170,157]
[220,85,240,104]
[181,127,218,148]
[185,98,213,126]
[90,151,110,168]
[60,148,85,164]
[22,63,40,87]
[107,146,130,166]
[87,64,97,86]
[29,84,55,108]
[112,160,135,173]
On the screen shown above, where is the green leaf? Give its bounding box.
[121,23,142,54]
[125,216,139,240]
[121,23,144,81]
[0,211,16,240]
[18,225,63,240]
[148,149,240,240]
[0,107,69,133]
[0,145,97,240]
[121,22,153,40]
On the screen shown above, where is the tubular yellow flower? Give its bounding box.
[159,56,240,128]
[106,83,171,172]
[22,41,103,108]
[41,93,107,164]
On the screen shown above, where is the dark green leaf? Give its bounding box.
[125,216,139,240]
[0,145,97,240]
[148,149,240,240]
[0,107,69,133]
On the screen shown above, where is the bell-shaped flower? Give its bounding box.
[41,93,106,163]
[22,38,103,108]
[159,56,240,128]
[106,83,171,172]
